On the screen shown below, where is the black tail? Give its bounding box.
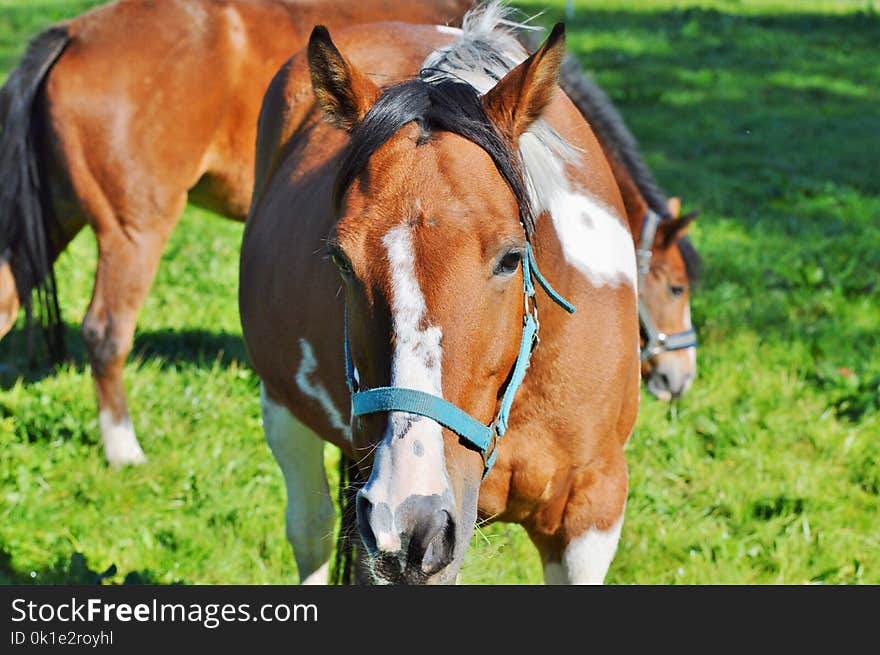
[0,25,71,362]
[330,454,363,585]
[557,53,672,220]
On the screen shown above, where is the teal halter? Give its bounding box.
[343,242,575,478]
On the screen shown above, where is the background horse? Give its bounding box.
[0,0,699,471]
[239,5,640,584]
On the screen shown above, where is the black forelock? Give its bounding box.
[331,76,535,237]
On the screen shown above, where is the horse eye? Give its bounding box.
[494,250,522,276]
[669,285,686,298]
[330,251,353,275]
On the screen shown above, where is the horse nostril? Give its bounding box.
[355,492,378,556]
[658,372,670,390]
[413,509,456,576]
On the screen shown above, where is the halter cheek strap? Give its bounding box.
[638,209,697,361]
[344,242,575,478]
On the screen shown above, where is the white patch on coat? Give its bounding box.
[542,515,624,584]
[295,338,350,440]
[300,561,329,585]
[222,5,247,51]
[261,383,335,584]
[546,188,637,289]
[358,225,451,549]
[99,411,146,468]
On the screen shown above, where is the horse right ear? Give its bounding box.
[307,25,380,132]
[481,22,567,141]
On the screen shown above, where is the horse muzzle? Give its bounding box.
[357,490,458,584]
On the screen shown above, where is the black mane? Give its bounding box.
[332,75,535,237]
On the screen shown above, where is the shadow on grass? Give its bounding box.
[530,7,880,206]
[0,548,183,585]
[0,323,249,390]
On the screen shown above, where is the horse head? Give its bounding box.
[309,23,568,583]
[640,196,701,401]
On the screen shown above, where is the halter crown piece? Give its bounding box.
[343,242,575,478]
[637,209,697,361]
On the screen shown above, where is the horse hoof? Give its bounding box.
[100,412,147,468]
[106,449,148,470]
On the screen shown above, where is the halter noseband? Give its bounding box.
[343,242,575,478]
[637,209,697,361]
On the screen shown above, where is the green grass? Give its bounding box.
[1,0,878,585]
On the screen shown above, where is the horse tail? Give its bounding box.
[0,24,71,361]
[331,454,363,585]
[557,53,672,221]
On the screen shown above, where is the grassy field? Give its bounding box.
[1,0,878,585]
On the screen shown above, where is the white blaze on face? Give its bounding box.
[359,225,451,548]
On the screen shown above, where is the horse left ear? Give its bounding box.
[482,22,566,140]
[660,209,699,248]
[307,25,380,132]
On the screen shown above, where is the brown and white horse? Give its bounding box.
[239,5,640,584]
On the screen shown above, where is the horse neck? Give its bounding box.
[599,145,649,248]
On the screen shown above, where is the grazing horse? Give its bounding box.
[0,0,475,467]
[239,5,640,584]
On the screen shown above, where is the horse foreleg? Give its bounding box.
[261,383,336,585]
[530,455,628,585]
[82,224,174,467]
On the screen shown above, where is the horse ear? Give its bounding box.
[667,196,681,218]
[307,25,380,132]
[482,22,566,140]
[660,210,699,248]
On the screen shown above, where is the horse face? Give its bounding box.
[641,200,698,401]
[0,250,21,339]
[310,21,567,583]
[330,127,527,583]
